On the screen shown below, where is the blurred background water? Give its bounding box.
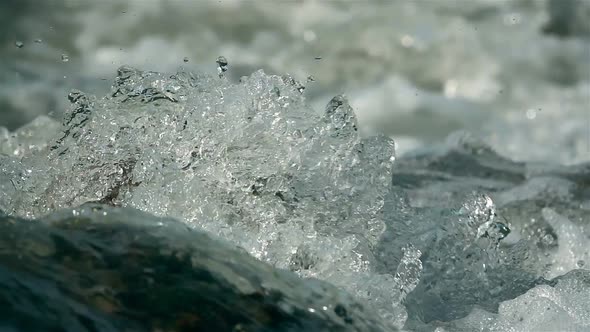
[1,0,589,162]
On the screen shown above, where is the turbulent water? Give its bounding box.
[1,1,589,332]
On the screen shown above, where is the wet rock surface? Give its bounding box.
[0,205,389,332]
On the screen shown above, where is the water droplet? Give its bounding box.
[216,56,228,77]
[282,75,305,94]
[15,41,24,48]
[401,35,414,48]
[541,233,555,246]
[577,260,585,267]
[183,57,189,63]
[526,108,536,120]
[307,75,315,82]
[303,30,317,42]
[314,56,322,60]
[34,39,42,43]
[61,54,70,62]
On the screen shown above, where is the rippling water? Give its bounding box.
[1,1,589,331]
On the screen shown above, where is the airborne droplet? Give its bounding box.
[216,56,228,77]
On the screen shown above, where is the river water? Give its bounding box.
[0,1,589,331]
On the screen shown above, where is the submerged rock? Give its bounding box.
[0,204,390,332]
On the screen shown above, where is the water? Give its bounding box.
[2,1,589,163]
[1,1,589,331]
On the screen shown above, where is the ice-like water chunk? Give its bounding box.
[3,67,410,328]
[459,193,497,239]
[4,65,590,331]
